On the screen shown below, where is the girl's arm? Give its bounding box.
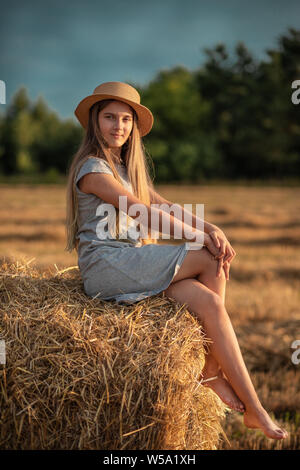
[80,172,208,244]
[149,187,236,278]
[148,187,218,234]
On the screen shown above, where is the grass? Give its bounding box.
[0,182,299,449]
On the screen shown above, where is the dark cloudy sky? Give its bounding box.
[0,0,299,122]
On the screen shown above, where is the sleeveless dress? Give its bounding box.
[75,156,200,305]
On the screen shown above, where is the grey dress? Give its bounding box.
[75,156,194,305]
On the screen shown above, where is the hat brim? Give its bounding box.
[74,93,153,137]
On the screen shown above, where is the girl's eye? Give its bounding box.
[104,115,131,121]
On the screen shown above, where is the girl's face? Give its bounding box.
[98,101,133,151]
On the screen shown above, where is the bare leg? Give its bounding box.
[195,263,246,413]
[196,258,226,376]
[163,276,288,440]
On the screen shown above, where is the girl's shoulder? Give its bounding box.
[81,155,113,170]
[85,154,107,164]
[75,156,114,187]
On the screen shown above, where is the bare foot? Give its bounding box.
[201,370,245,413]
[244,406,288,440]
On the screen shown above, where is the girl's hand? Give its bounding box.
[204,232,223,257]
[217,258,231,280]
[206,228,236,280]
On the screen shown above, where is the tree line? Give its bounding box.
[0,27,299,183]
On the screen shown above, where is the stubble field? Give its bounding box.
[0,182,299,450]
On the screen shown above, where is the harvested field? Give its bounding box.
[0,183,299,449]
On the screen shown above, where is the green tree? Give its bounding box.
[0,87,31,174]
[1,28,299,182]
[138,66,222,181]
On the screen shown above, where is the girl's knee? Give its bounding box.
[200,249,227,280]
[163,278,225,322]
[192,291,225,324]
[205,291,224,313]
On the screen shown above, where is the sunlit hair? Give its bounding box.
[65,99,157,253]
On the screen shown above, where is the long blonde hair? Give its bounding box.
[65,99,157,253]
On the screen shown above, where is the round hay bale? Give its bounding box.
[0,257,229,450]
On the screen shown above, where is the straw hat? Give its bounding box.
[74,81,154,136]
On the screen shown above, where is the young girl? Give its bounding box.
[65,81,288,440]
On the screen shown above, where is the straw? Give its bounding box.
[0,256,228,450]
